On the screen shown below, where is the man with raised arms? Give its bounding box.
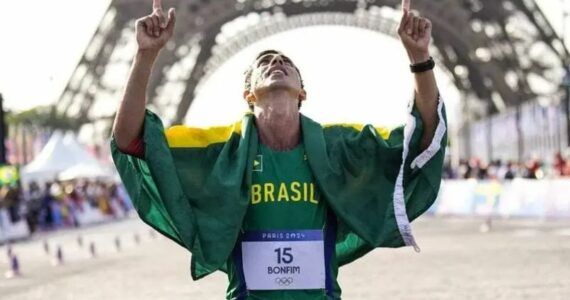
[112,0,447,298]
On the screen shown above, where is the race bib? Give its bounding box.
[241,230,326,290]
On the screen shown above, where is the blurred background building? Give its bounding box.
[35,0,570,175]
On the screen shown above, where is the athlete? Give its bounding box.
[112,0,446,299]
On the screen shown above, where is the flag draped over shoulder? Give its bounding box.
[111,98,447,280]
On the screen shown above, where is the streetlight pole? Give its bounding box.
[561,0,570,150]
[562,67,570,147]
[0,93,6,164]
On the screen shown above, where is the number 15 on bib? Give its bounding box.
[241,230,326,290]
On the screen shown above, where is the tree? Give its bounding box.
[6,106,81,132]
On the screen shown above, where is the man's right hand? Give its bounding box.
[135,0,176,52]
[113,0,176,150]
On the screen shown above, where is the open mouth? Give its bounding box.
[267,67,287,77]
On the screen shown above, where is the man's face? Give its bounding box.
[245,52,305,103]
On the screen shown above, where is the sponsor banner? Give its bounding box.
[544,180,570,218]
[497,179,547,218]
[432,180,477,215]
[433,179,570,218]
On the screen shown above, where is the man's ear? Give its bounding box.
[299,89,307,102]
[243,90,256,104]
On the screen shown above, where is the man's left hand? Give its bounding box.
[397,5,432,64]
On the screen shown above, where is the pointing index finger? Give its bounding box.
[402,0,410,11]
[153,0,162,10]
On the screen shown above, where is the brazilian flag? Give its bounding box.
[111,99,447,280]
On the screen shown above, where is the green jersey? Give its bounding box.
[226,143,340,299]
[111,103,447,291]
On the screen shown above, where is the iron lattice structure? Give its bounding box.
[57,0,568,141]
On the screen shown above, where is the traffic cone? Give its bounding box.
[6,243,13,258]
[479,218,493,233]
[43,240,50,255]
[89,242,97,258]
[4,254,20,278]
[114,236,121,252]
[51,245,64,266]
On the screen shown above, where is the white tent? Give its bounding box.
[58,162,113,181]
[21,131,108,185]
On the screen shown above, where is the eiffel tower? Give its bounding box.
[56,0,568,155]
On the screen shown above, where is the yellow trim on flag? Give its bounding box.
[323,123,393,140]
[165,121,242,148]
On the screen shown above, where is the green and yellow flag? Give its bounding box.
[111,99,447,280]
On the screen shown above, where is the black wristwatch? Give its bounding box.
[410,57,435,73]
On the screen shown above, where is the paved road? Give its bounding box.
[1,216,569,299]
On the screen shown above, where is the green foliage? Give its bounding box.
[6,106,81,131]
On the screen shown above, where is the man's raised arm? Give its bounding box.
[112,0,176,150]
[397,0,439,150]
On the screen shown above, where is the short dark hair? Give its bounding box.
[243,49,305,92]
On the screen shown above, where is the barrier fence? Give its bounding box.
[3,179,570,243]
[431,179,570,219]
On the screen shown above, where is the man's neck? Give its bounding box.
[254,91,301,151]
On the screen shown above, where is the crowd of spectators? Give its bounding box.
[1,180,132,233]
[443,152,570,180]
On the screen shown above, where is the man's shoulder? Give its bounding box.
[322,122,394,141]
[164,118,246,148]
